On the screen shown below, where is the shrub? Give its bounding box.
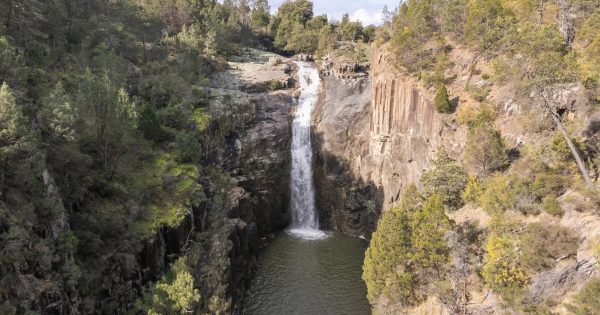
[566,278,600,315]
[363,187,452,306]
[269,79,283,91]
[464,0,514,52]
[481,235,529,290]
[175,133,202,163]
[157,103,189,129]
[541,195,563,217]
[57,231,79,255]
[138,106,167,142]
[192,108,211,133]
[465,121,509,175]
[363,186,419,305]
[462,175,483,205]
[466,83,490,102]
[478,174,530,215]
[519,223,578,274]
[410,194,452,270]
[146,258,201,314]
[532,171,569,200]
[514,194,539,215]
[551,134,587,165]
[434,83,451,113]
[457,103,478,126]
[421,146,468,210]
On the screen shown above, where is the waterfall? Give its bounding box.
[288,61,327,240]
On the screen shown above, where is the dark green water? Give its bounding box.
[244,232,371,315]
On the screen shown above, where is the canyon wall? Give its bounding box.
[316,43,599,314]
[313,45,458,236]
[81,51,294,314]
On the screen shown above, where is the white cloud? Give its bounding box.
[349,8,384,26]
[269,0,398,26]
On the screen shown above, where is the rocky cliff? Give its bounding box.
[315,42,600,313]
[80,49,294,314]
[313,45,459,237]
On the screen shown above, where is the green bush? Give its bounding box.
[531,169,569,199]
[519,223,578,274]
[462,175,483,205]
[175,133,202,164]
[478,174,529,214]
[551,134,587,166]
[566,278,600,315]
[363,186,419,305]
[144,258,201,314]
[138,106,167,142]
[434,83,451,113]
[541,195,563,217]
[481,235,528,290]
[421,146,468,210]
[269,79,283,91]
[465,120,509,175]
[157,103,189,130]
[363,187,452,306]
[466,83,491,102]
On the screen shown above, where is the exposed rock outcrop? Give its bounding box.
[528,258,598,304]
[312,76,379,236]
[313,45,459,237]
[321,42,599,314]
[200,50,294,312]
[75,49,294,314]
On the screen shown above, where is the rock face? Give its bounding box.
[368,48,448,208]
[313,45,454,237]
[317,43,600,314]
[204,52,294,312]
[313,76,380,236]
[225,93,293,235]
[84,50,294,314]
[528,258,599,304]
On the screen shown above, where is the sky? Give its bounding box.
[269,0,400,26]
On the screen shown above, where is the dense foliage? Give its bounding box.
[434,83,451,113]
[421,146,468,210]
[0,0,270,313]
[366,0,600,312]
[0,0,381,312]
[269,0,375,55]
[363,186,452,307]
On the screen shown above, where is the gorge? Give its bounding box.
[2,0,600,314]
[244,61,369,314]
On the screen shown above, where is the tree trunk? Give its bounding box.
[556,0,575,46]
[541,92,594,187]
[5,0,13,29]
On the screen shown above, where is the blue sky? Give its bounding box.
[269,0,400,26]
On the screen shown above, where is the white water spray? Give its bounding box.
[287,62,327,240]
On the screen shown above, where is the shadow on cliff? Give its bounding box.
[312,131,383,239]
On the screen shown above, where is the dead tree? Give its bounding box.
[540,91,594,187]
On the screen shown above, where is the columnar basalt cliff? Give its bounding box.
[368,46,453,207]
[320,42,600,314]
[313,45,457,237]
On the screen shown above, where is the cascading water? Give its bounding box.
[244,61,370,315]
[287,61,327,240]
